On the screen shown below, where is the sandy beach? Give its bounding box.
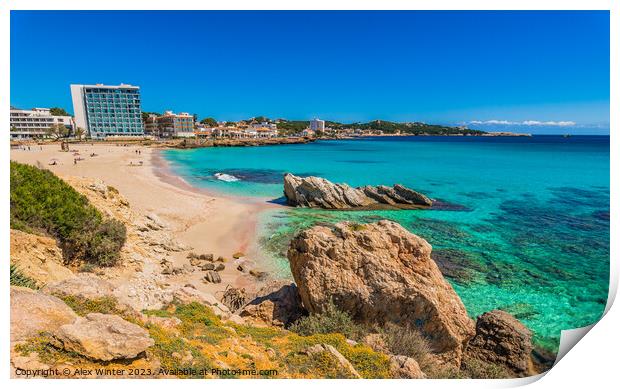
[10,142,278,299]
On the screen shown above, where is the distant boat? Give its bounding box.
[563,134,571,138]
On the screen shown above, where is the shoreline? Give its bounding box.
[9,143,285,299]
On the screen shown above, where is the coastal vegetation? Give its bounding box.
[200,117,218,127]
[337,120,485,135]
[49,107,70,117]
[10,264,38,289]
[263,118,485,136]
[45,123,70,140]
[10,161,126,266]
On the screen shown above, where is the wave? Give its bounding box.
[214,172,240,182]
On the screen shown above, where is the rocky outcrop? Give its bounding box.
[302,344,361,378]
[464,310,534,377]
[288,220,475,366]
[10,229,75,287]
[172,286,231,318]
[283,173,432,209]
[52,313,154,361]
[10,286,78,342]
[42,273,116,300]
[389,355,425,379]
[240,281,305,327]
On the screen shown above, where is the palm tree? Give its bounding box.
[74,127,85,141]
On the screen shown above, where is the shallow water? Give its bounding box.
[163,135,610,351]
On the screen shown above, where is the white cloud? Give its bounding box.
[469,119,576,127]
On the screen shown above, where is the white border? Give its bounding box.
[2,2,616,388]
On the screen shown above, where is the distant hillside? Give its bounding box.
[274,119,485,136]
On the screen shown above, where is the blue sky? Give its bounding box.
[11,11,609,134]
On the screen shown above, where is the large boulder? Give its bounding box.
[52,313,154,361]
[283,173,432,209]
[288,220,475,365]
[10,286,78,342]
[389,355,425,379]
[464,310,534,376]
[239,281,305,327]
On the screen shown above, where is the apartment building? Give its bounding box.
[310,118,325,132]
[156,111,195,138]
[10,107,74,139]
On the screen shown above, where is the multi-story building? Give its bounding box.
[143,114,160,137]
[156,111,195,138]
[310,118,325,132]
[248,121,277,130]
[70,83,144,139]
[10,107,74,139]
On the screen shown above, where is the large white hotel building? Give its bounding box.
[70,83,145,139]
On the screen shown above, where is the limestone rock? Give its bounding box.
[283,173,432,209]
[303,344,361,378]
[172,286,230,318]
[201,262,216,271]
[143,315,182,330]
[53,313,154,361]
[145,213,166,230]
[10,229,75,287]
[203,270,222,284]
[42,273,116,300]
[464,310,534,376]
[389,355,425,378]
[240,281,304,327]
[10,286,78,342]
[288,220,475,366]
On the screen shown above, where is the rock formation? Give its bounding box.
[283,173,432,209]
[52,313,154,361]
[10,286,78,342]
[10,229,75,287]
[288,220,475,365]
[240,281,305,327]
[464,310,534,377]
[302,344,361,378]
[172,286,231,318]
[389,355,425,379]
[43,273,116,300]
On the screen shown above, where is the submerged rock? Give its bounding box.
[283,173,432,209]
[288,220,475,366]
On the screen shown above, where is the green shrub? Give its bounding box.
[10,161,126,266]
[289,301,364,340]
[460,358,512,379]
[10,264,38,289]
[381,322,432,369]
[57,295,126,317]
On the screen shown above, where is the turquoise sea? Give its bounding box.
[162,136,610,351]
